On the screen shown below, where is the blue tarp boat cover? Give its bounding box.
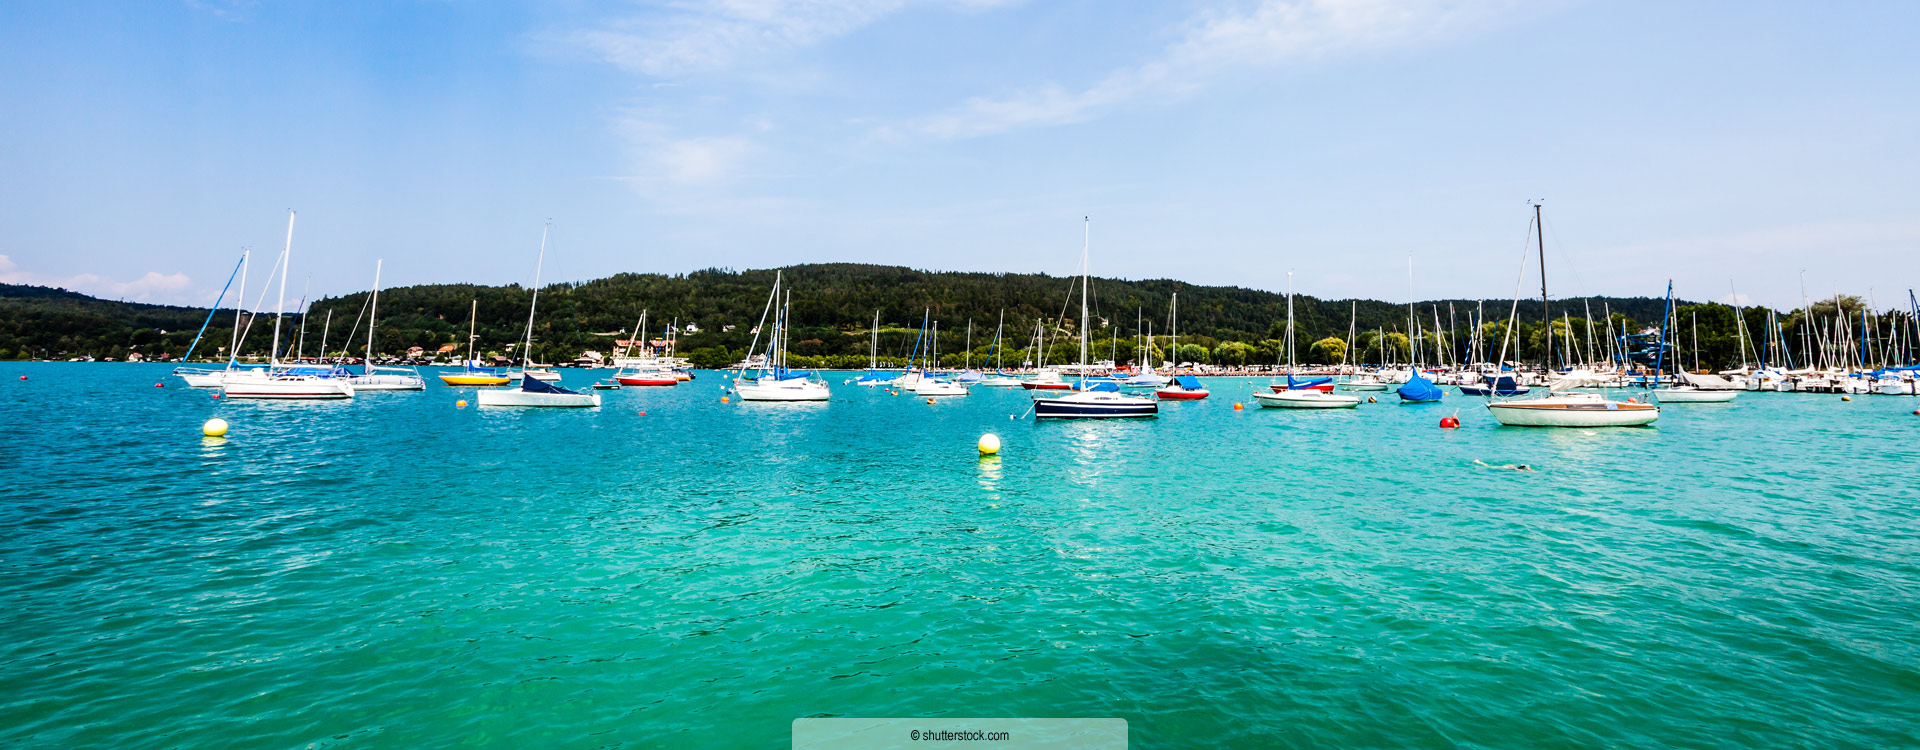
[522,377,583,395]
[1174,375,1203,390]
[855,369,900,382]
[1398,372,1444,401]
[1287,375,1332,390]
[1076,379,1120,392]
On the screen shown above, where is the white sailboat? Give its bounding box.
[222,211,356,400]
[977,311,1023,386]
[347,259,426,391]
[1486,203,1657,427]
[734,272,831,401]
[479,223,598,408]
[1254,271,1359,409]
[909,321,970,396]
[1031,218,1157,419]
[505,224,561,383]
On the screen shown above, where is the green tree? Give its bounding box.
[1308,336,1346,364]
[1176,343,1209,365]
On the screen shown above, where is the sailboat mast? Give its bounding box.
[1079,217,1090,369]
[228,249,249,367]
[520,222,549,370]
[1535,202,1551,372]
[269,210,295,367]
[466,300,478,364]
[1286,270,1296,372]
[1170,292,1178,373]
[996,310,1005,371]
[365,259,383,371]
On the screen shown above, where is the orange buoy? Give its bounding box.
[1626,396,1637,403]
[1840,395,1851,402]
[1440,416,1460,429]
[455,399,467,407]
[1367,396,1377,403]
[926,398,935,405]
[1232,402,1243,411]
[721,396,730,403]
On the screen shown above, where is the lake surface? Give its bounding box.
[2,362,1916,748]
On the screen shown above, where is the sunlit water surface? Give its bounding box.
[2,363,1916,748]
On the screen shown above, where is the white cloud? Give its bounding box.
[909,0,1536,139]
[568,0,1017,78]
[0,254,199,306]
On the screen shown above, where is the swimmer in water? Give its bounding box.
[1474,459,1534,471]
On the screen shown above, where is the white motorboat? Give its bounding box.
[477,377,599,407]
[976,374,1023,387]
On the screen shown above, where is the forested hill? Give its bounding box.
[301,263,1688,367]
[0,264,1832,369]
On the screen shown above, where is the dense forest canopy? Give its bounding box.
[4,267,1916,372]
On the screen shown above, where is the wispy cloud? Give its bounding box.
[906,0,1534,139]
[569,0,1016,78]
[0,254,199,305]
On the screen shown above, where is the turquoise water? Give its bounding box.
[2,362,1917,748]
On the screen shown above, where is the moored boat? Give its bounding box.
[1154,374,1210,400]
[477,376,600,407]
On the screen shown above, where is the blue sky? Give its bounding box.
[1,1,1914,312]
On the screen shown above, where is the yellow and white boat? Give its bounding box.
[440,300,512,386]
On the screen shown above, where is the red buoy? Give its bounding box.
[211,393,223,399]
[17,375,26,380]
[155,382,164,388]
[1439,416,1460,429]
[638,411,647,416]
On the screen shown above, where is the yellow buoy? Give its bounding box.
[202,418,228,437]
[456,399,468,407]
[1841,395,1852,402]
[926,398,936,405]
[978,433,1001,455]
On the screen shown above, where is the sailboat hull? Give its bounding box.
[614,376,678,386]
[348,374,426,391]
[439,374,511,386]
[477,390,600,407]
[1252,390,1359,409]
[221,378,355,400]
[1486,399,1659,426]
[1036,397,1152,420]
[736,381,831,401]
[1651,389,1738,403]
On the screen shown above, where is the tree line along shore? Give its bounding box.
[3,264,1906,372]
